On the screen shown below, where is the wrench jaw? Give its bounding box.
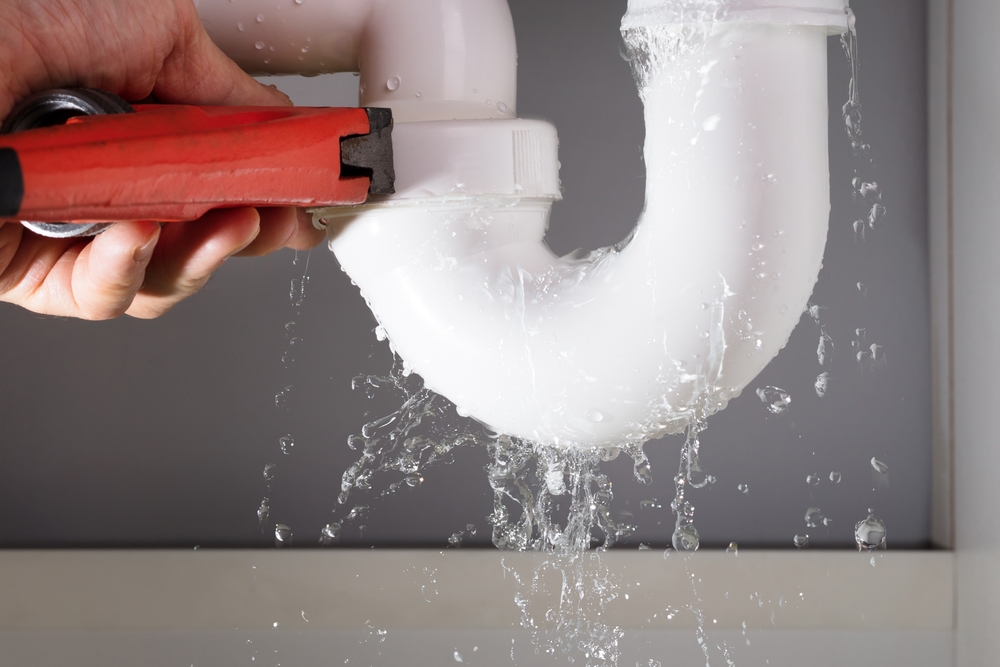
[340,108,395,196]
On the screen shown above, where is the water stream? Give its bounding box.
[261,5,889,665]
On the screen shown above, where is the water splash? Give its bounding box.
[304,5,866,666]
[670,421,713,552]
[814,372,830,397]
[274,523,292,547]
[756,386,791,414]
[855,510,887,551]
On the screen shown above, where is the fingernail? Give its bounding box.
[133,224,160,263]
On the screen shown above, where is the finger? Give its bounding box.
[0,221,159,320]
[0,221,22,283]
[236,208,325,257]
[71,220,161,319]
[126,207,260,319]
[285,208,327,251]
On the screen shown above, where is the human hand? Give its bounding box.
[0,0,325,319]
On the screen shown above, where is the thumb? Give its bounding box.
[152,0,292,108]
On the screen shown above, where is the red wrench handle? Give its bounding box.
[0,104,392,223]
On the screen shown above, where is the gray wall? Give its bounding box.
[0,0,929,549]
[949,0,1000,662]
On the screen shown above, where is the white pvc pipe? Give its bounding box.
[196,0,517,122]
[200,0,847,448]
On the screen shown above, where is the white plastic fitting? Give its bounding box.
[200,0,849,448]
[621,0,850,31]
[196,0,517,122]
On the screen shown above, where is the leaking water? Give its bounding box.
[269,4,885,665]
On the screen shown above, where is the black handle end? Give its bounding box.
[0,148,24,217]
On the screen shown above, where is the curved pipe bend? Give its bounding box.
[197,0,518,122]
[200,0,846,448]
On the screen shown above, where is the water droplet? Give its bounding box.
[829,471,842,483]
[279,435,295,455]
[454,651,464,663]
[497,101,508,114]
[855,510,886,551]
[255,41,265,50]
[870,343,885,363]
[640,498,662,510]
[294,0,304,4]
[345,505,368,522]
[868,203,887,228]
[853,219,866,238]
[237,22,245,31]
[817,334,833,366]
[386,76,401,91]
[257,497,270,526]
[737,483,749,494]
[544,467,566,496]
[815,372,829,397]
[274,524,292,547]
[756,386,791,414]
[587,409,605,423]
[319,522,340,545]
[274,385,292,408]
[804,507,824,528]
[806,474,820,486]
[374,325,388,342]
[672,524,700,552]
[871,458,889,474]
[726,541,738,555]
[256,13,264,22]
[485,99,492,107]
[857,282,867,297]
[638,543,652,551]
[793,534,809,548]
[702,114,721,131]
[263,463,276,481]
[448,531,463,547]
[853,178,881,201]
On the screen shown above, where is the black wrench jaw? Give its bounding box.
[340,108,395,196]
